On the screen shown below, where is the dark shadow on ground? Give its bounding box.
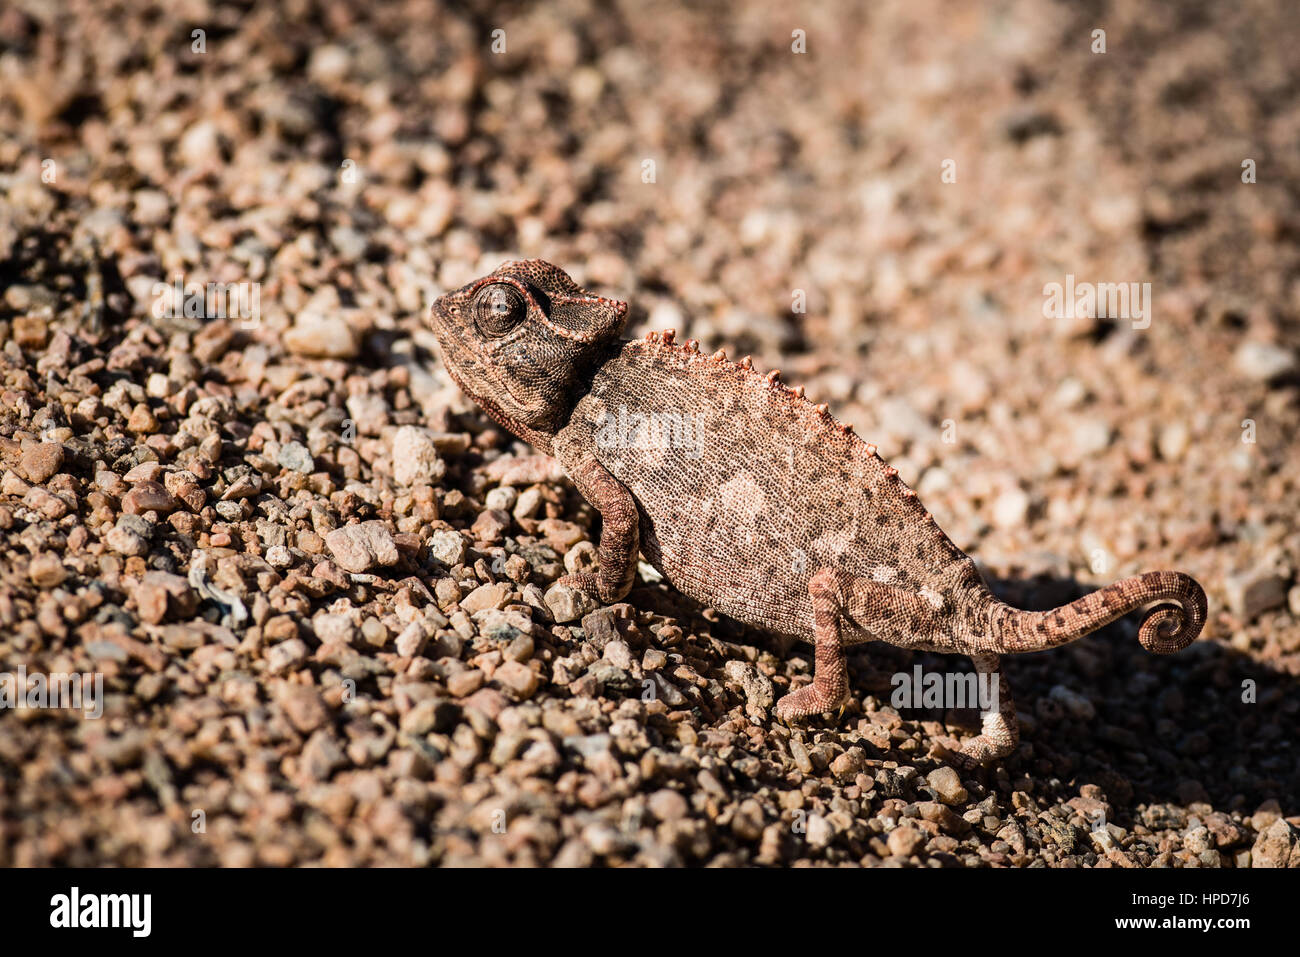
[629,569,1297,826]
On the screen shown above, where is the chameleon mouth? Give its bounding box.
[441,359,535,440]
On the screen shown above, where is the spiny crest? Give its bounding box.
[635,326,899,460]
[632,326,952,542]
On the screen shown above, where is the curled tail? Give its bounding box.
[985,570,1207,655]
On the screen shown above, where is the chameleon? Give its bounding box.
[426,259,1208,764]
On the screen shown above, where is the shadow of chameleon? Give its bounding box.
[631,569,1297,826]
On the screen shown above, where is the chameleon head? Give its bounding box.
[427,259,628,434]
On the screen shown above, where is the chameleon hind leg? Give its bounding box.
[773,568,851,721]
[947,652,1020,766]
[774,570,947,720]
[773,573,1020,765]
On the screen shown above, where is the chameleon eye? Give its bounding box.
[473,284,526,338]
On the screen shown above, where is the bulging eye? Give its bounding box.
[473,284,526,338]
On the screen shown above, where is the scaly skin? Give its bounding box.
[426,260,1208,765]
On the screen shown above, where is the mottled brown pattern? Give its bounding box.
[428,261,1208,764]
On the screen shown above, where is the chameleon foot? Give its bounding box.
[957,733,1016,765]
[774,684,847,723]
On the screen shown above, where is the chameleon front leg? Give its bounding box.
[557,455,640,602]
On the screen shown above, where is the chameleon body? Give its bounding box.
[427,260,1207,764]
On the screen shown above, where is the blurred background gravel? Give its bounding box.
[0,0,1297,866]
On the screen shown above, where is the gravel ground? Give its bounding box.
[0,0,1297,867]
